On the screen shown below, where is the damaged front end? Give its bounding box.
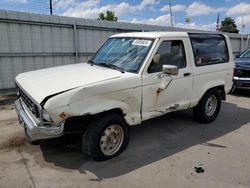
[15,85,65,141]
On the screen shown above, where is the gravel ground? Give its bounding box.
[0,90,249,188]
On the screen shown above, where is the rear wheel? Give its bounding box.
[193,89,221,123]
[82,113,129,161]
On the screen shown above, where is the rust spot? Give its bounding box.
[154,88,162,107]
[156,88,161,95]
[59,112,67,120]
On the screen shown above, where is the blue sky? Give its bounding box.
[1,0,250,33]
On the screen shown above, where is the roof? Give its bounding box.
[110,31,188,39]
[110,31,227,39]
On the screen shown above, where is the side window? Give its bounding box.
[148,40,186,73]
[189,34,229,66]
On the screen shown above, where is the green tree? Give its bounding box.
[220,17,239,33]
[98,10,118,21]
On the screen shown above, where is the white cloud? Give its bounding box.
[160,4,186,12]
[226,3,250,16]
[135,0,159,11]
[54,0,75,8]
[172,4,186,12]
[186,2,224,16]
[175,22,216,31]
[235,14,250,31]
[5,0,27,3]
[55,0,100,10]
[61,0,158,18]
[130,14,171,26]
[161,4,187,12]
[128,14,216,31]
[63,1,131,18]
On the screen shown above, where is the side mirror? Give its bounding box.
[153,54,161,64]
[235,54,240,58]
[162,65,178,76]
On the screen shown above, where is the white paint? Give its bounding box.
[141,37,193,120]
[15,63,123,103]
[15,32,234,128]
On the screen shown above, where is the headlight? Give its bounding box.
[43,109,52,121]
[17,87,20,96]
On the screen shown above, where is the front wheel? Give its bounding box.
[193,89,222,123]
[82,113,129,161]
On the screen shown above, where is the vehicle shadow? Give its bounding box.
[40,102,250,180]
[231,89,250,97]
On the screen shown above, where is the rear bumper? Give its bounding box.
[233,76,250,89]
[15,99,64,141]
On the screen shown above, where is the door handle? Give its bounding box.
[183,72,191,77]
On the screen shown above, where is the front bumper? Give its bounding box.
[233,76,250,89]
[15,99,64,141]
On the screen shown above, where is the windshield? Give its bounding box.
[240,48,250,58]
[91,37,154,73]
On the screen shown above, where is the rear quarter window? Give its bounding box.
[189,34,229,66]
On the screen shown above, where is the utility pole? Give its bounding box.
[216,12,220,31]
[241,16,244,52]
[241,16,245,34]
[49,0,53,15]
[169,2,173,28]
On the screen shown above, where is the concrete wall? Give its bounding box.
[0,10,249,90]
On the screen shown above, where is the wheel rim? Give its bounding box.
[100,124,124,156]
[205,95,217,116]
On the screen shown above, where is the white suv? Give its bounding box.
[15,32,234,161]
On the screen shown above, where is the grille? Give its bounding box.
[242,70,250,78]
[17,87,40,118]
[235,69,250,78]
[243,82,250,87]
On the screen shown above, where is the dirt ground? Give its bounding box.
[0,90,250,188]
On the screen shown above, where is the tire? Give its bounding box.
[193,89,222,123]
[82,113,129,161]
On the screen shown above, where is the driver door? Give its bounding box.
[141,38,193,121]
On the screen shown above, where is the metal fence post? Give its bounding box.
[73,23,79,63]
[241,34,244,52]
[246,34,250,49]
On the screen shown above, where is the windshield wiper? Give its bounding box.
[98,62,125,73]
[88,59,95,66]
[87,59,95,66]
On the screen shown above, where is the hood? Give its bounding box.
[234,58,250,70]
[16,63,124,103]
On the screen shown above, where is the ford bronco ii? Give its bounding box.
[15,32,234,161]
